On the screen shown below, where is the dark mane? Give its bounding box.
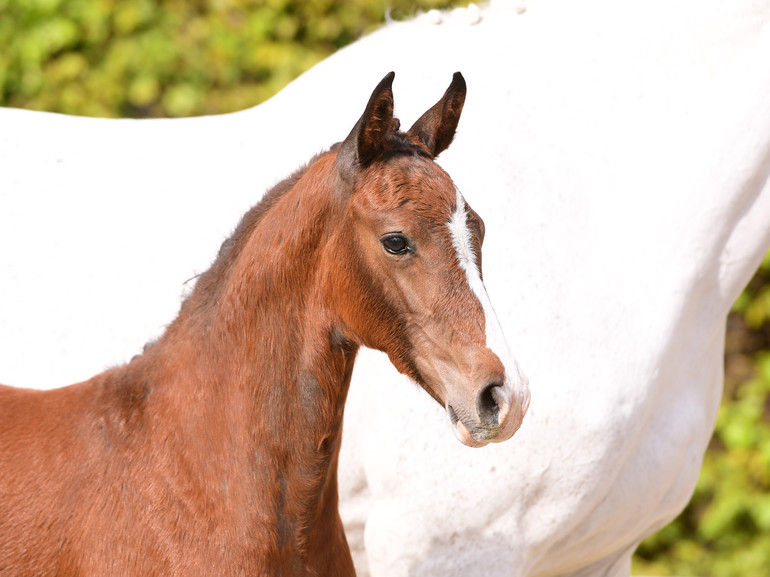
[381,126,433,162]
[182,145,336,314]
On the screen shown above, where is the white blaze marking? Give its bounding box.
[447,188,522,392]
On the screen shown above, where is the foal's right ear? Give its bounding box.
[337,72,396,179]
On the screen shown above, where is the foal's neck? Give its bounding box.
[143,151,356,491]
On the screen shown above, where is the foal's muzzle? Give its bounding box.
[447,367,530,448]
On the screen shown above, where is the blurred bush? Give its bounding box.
[634,252,770,577]
[0,0,469,117]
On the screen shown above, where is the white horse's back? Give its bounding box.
[2,1,770,575]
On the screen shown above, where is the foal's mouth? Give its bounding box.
[447,404,496,448]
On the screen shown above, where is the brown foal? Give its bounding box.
[0,72,528,576]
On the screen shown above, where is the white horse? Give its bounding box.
[2,1,770,576]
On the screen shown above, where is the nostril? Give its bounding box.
[477,381,504,426]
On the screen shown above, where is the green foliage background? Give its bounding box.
[2,1,769,574]
[0,0,470,117]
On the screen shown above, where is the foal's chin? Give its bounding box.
[447,402,526,448]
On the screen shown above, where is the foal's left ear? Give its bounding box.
[407,72,466,158]
[338,71,396,178]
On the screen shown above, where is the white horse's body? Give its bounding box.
[2,1,770,575]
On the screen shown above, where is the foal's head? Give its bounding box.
[326,72,530,447]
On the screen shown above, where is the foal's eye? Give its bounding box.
[381,234,411,255]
